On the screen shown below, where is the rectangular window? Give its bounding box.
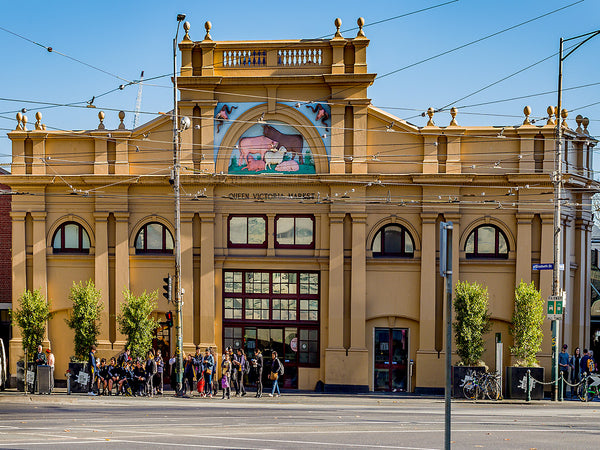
[299,328,319,364]
[272,272,297,294]
[245,272,270,294]
[272,299,297,321]
[299,272,319,295]
[275,215,315,248]
[224,271,243,293]
[300,299,319,321]
[224,298,243,319]
[245,298,270,320]
[228,215,267,248]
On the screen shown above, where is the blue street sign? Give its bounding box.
[532,263,553,270]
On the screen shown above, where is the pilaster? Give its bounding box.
[329,105,345,174]
[181,213,195,347]
[350,213,367,349]
[94,212,111,348]
[515,213,534,284]
[114,212,129,344]
[199,214,216,347]
[351,105,368,174]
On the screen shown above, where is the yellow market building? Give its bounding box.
[3,18,598,392]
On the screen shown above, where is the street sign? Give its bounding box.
[533,263,553,270]
[547,294,565,320]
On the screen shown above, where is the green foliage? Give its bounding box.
[510,281,544,367]
[117,289,159,359]
[10,289,52,360]
[453,281,491,366]
[65,280,104,360]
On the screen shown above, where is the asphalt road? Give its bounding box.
[0,391,598,449]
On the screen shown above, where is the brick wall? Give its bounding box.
[0,173,11,305]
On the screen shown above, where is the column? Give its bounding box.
[31,212,47,299]
[94,212,111,348]
[199,214,216,347]
[350,213,367,349]
[267,214,275,257]
[327,214,345,349]
[31,136,47,175]
[114,134,129,175]
[92,133,108,175]
[9,212,26,374]
[113,212,129,344]
[515,213,533,284]
[446,135,462,174]
[351,105,368,174]
[200,104,217,173]
[422,135,438,174]
[181,213,194,350]
[562,216,574,348]
[329,106,345,174]
[572,219,588,347]
[538,214,554,366]
[416,212,438,389]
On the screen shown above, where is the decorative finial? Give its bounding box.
[204,21,212,41]
[98,111,106,130]
[449,107,458,126]
[426,107,435,126]
[522,105,532,125]
[575,114,583,133]
[15,112,23,130]
[183,21,191,41]
[356,17,365,37]
[21,114,28,131]
[546,106,556,125]
[118,111,126,129]
[334,18,342,38]
[35,111,43,130]
[561,108,568,129]
[582,117,590,135]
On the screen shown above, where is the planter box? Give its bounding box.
[452,366,486,398]
[68,362,91,393]
[506,366,544,400]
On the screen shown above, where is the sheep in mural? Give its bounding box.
[263,146,287,170]
[237,136,279,166]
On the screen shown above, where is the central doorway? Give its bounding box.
[374,328,409,392]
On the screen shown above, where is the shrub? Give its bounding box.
[453,281,491,366]
[117,289,159,359]
[11,289,52,360]
[65,280,104,360]
[510,281,544,367]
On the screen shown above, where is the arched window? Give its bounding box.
[371,224,415,257]
[465,224,509,259]
[52,222,91,254]
[135,222,174,254]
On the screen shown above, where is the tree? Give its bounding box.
[11,289,52,360]
[65,280,103,361]
[510,281,544,367]
[117,289,159,359]
[453,281,491,366]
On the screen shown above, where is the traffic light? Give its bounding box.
[165,311,173,327]
[163,275,172,302]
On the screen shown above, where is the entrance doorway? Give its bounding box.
[374,328,409,392]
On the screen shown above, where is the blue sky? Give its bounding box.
[1,0,599,170]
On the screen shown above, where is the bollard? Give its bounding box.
[526,369,531,402]
[67,373,71,395]
[585,376,589,403]
[559,373,564,402]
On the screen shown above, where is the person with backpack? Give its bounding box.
[221,352,232,399]
[202,348,214,398]
[580,348,595,376]
[269,351,283,397]
[235,348,248,397]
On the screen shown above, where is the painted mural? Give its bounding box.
[214,101,330,174]
[228,122,316,174]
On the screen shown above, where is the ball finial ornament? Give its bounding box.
[98,111,105,130]
[523,106,532,125]
[118,110,125,120]
[357,17,365,37]
[16,112,22,130]
[334,18,342,38]
[183,21,191,40]
[204,21,212,40]
[449,107,458,126]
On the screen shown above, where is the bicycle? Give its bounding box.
[576,373,600,402]
[463,371,502,400]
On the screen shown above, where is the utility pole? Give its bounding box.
[552,29,600,401]
[172,13,187,396]
[440,221,453,450]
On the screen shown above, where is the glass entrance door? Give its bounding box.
[374,328,408,391]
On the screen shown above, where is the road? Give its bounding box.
[0,391,597,449]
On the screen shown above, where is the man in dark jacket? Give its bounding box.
[235,348,247,397]
[33,344,46,394]
[87,345,97,396]
[254,349,263,398]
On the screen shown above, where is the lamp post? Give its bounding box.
[552,29,600,401]
[172,13,187,396]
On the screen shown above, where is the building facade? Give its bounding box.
[0,167,11,367]
[2,19,598,392]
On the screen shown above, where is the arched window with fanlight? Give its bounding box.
[52,222,91,254]
[371,224,415,257]
[465,224,509,259]
[134,222,174,254]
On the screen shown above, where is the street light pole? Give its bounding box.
[552,29,600,402]
[172,13,186,396]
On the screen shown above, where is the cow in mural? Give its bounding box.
[237,136,279,166]
[215,104,238,133]
[306,103,329,132]
[262,124,305,165]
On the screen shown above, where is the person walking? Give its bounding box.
[202,348,214,398]
[228,347,239,396]
[269,351,282,397]
[570,347,582,398]
[254,349,263,398]
[221,352,231,399]
[183,354,195,397]
[87,345,97,396]
[236,348,247,397]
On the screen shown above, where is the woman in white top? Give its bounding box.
[45,348,55,390]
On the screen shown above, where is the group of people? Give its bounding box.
[558,344,596,396]
[88,345,165,397]
[179,346,284,399]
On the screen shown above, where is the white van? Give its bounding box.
[0,338,7,390]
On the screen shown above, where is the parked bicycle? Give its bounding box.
[463,371,502,400]
[576,373,600,402]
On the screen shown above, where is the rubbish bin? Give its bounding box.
[37,365,53,394]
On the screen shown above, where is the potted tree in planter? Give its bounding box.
[11,289,52,392]
[506,281,545,399]
[65,280,103,393]
[117,289,159,360]
[452,281,491,398]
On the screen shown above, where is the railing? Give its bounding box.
[277,48,323,66]
[222,50,267,67]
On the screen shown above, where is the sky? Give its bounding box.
[1,0,599,171]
